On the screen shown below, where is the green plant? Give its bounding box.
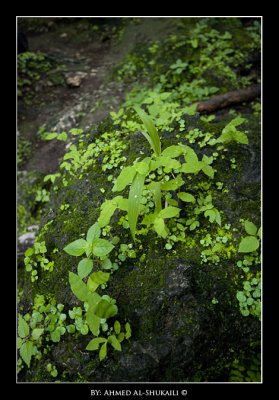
[216,117,248,145]
[63,222,131,360]
[24,241,54,282]
[238,220,261,253]
[236,273,261,319]
[35,189,50,203]
[17,295,68,370]
[46,363,58,378]
[109,106,221,241]
[43,131,68,142]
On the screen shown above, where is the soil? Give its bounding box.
[18,18,182,173]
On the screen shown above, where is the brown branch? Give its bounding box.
[196,84,261,113]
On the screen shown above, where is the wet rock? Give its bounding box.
[66,72,88,88]
[18,230,37,254]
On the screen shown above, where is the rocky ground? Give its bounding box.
[17,17,261,383]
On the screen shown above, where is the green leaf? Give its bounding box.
[98,196,124,227]
[57,132,68,141]
[125,322,132,339]
[238,236,259,253]
[86,306,101,336]
[63,239,87,256]
[152,182,162,213]
[44,132,57,140]
[134,105,161,156]
[161,176,184,191]
[214,209,221,226]
[18,314,30,338]
[78,258,93,279]
[108,335,122,351]
[161,145,185,158]
[114,320,121,335]
[158,206,181,219]
[244,220,257,236]
[236,291,246,302]
[201,163,214,178]
[87,271,110,292]
[180,161,202,174]
[20,341,34,367]
[87,291,102,309]
[86,337,107,351]
[205,209,216,223]
[50,328,61,342]
[112,166,136,192]
[92,239,114,258]
[257,227,261,238]
[178,192,195,203]
[153,217,168,238]
[118,332,125,342]
[128,172,146,241]
[24,248,33,257]
[135,159,150,175]
[94,299,118,319]
[99,342,107,361]
[101,258,112,270]
[31,328,44,340]
[222,117,246,134]
[180,147,202,173]
[184,104,197,115]
[86,223,101,242]
[217,117,248,144]
[69,272,89,301]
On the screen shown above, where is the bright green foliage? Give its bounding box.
[94,299,118,319]
[20,341,34,368]
[46,363,58,378]
[238,220,260,253]
[64,239,87,256]
[69,272,88,301]
[244,220,257,236]
[158,207,180,219]
[92,239,114,258]
[128,172,146,241]
[17,295,70,370]
[87,271,110,292]
[78,258,93,279]
[86,337,107,350]
[43,131,68,142]
[112,166,137,192]
[238,236,259,253]
[178,192,195,203]
[236,273,261,320]
[134,105,161,156]
[86,222,101,242]
[108,335,122,351]
[217,117,248,144]
[24,241,55,282]
[18,314,30,338]
[99,342,107,361]
[85,321,129,361]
